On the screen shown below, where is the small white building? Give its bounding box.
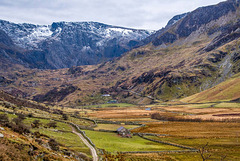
[102,94,110,97]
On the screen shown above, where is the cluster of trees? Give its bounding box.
[0,113,29,134]
[0,112,59,134]
[31,120,57,129]
[151,113,206,122]
[151,112,240,122]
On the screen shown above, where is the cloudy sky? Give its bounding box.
[0,0,225,30]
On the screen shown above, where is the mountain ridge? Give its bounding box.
[0,20,153,69]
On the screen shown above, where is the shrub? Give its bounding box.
[33,131,41,138]
[62,113,68,120]
[0,138,31,160]
[74,111,79,116]
[12,117,24,125]
[48,139,59,151]
[0,114,9,125]
[31,120,41,128]
[47,121,57,128]
[27,113,33,117]
[14,113,26,123]
[10,122,30,134]
[77,152,91,161]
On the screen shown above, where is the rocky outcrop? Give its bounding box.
[152,32,177,46]
[166,13,188,27]
[33,85,78,102]
[0,76,13,87]
[0,29,14,46]
[151,0,240,47]
[176,0,238,38]
[203,21,240,52]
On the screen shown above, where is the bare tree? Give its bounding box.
[220,155,227,161]
[47,121,57,128]
[199,143,211,161]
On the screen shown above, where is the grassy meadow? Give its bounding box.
[84,130,182,153]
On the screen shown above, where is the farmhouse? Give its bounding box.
[116,126,131,138]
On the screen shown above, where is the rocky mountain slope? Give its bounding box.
[181,73,240,103]
[88,0,240,103]
[0,0,239,105]
[0,20,153,69]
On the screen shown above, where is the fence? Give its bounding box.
[120,150,198,154]
[138,133,197,151]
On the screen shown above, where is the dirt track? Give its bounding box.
[72,126,98,161]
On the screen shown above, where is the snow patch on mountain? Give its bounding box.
[0,20,153,50]
[17,25,53,48]
[0,20,155,67]
[31,26,52,37]
[108,28,133,35]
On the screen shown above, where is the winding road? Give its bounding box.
[72,126,98,161]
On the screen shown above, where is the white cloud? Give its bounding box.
[0,0,225,30]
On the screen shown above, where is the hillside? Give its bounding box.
[181,73,240,103]
[82,0,240,103]
[105,0,240,102]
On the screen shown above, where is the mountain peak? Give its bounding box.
[0,19,153,69]
[151,0,240,47]
[166,12,189,27]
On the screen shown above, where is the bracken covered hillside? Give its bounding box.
[0,0,240,105]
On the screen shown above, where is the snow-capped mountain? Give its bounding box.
[0,20,153,68]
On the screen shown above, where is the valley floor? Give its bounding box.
[0,94,240,160]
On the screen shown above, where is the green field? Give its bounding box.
[84,130,181,153]
[68,116,94,126]
[214,102,240,108]
[23,117,72,131]
[79,103,136,108]
[21,117,91,156]
[182,102,240,109]
[183,103,216,109]
[94,124,139,131]
[32,128,90,155]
